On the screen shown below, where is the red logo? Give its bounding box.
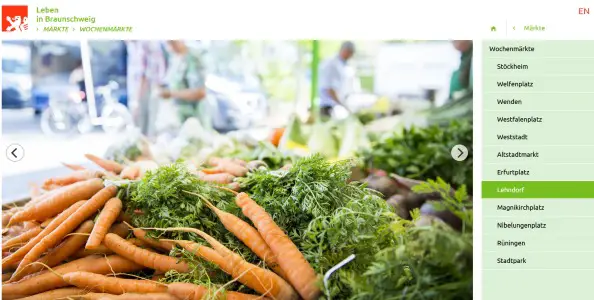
[2,5,28,32]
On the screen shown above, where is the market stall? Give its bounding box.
[2,40,473,299]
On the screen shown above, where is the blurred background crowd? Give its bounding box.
[3,40,472,133]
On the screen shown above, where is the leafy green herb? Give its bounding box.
[348,178,473,300]
[239,154,372,238]
[300,194,397,299]
[358,120,473,192]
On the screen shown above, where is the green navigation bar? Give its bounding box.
[482,181,594,198]
[483,40,594,300]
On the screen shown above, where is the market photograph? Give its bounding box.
[1,40,474,299]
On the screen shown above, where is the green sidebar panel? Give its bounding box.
[482,41,594,299]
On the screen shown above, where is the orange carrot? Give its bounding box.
[2,224,42,251]
[73,238,149,259]
[85,154,124,174]
[201,168,224,174]
[16,220,94,279]
[42,170,104,190]
[92,293,178,300]
[120,165,141,180]
[170,240,227,269]
[23,190,55,209]
[64,271,167,294]
[198,172,235,184]
[73,244,113,259]
[236,192,320,300]
[269,128,285,147]
[170,241,272,299]
[42,184,61,191]
[166,282,207,300]
[86,198,123,249]
[208,160,248,177]
[224,292,266,300]
[103,233,189,273]
[154,227,297,300]
[2,272,12,282]
[3,221,37,240]
[11,186,117,282]
[131,227,174,252]
[2,201,86,269]
[40,217,54,228]
[62,162,87,171]
[3,212,14,227]
[192,193,286,279]
[167,282,263,300]
[18,287,86,300]
[208,157,247,167]
[2,255,142,298]
[9,178,104,224]
[71,293,116,300]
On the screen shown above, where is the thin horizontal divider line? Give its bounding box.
[484,163,594,165]
[483,269,594,271]
[483,109,594,113]
[484,145,594,147]
[484,251,594,253]
[482,234,594,237]
[484,92,594,94]
[483,216,594,218]
[485,75,594,77]
[484,57,594,59]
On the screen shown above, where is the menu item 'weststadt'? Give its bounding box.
[482,40,594,300]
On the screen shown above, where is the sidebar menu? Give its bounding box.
[482,41,594,299]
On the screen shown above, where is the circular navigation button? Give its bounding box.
[451,144,468,162]
[6,144,24,162]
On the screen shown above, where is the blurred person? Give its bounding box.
[449,40,473,98]
[158,40,210,128]
[125,40,167,138]
[318,41,356,118]
[69,59,86,102]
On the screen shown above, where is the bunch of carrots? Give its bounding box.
[2,154,321,300]
[195,157,251,192]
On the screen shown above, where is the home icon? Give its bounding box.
[490,26,497,32]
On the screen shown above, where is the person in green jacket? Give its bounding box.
[158,40,211,129]
[449,40,473,99]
